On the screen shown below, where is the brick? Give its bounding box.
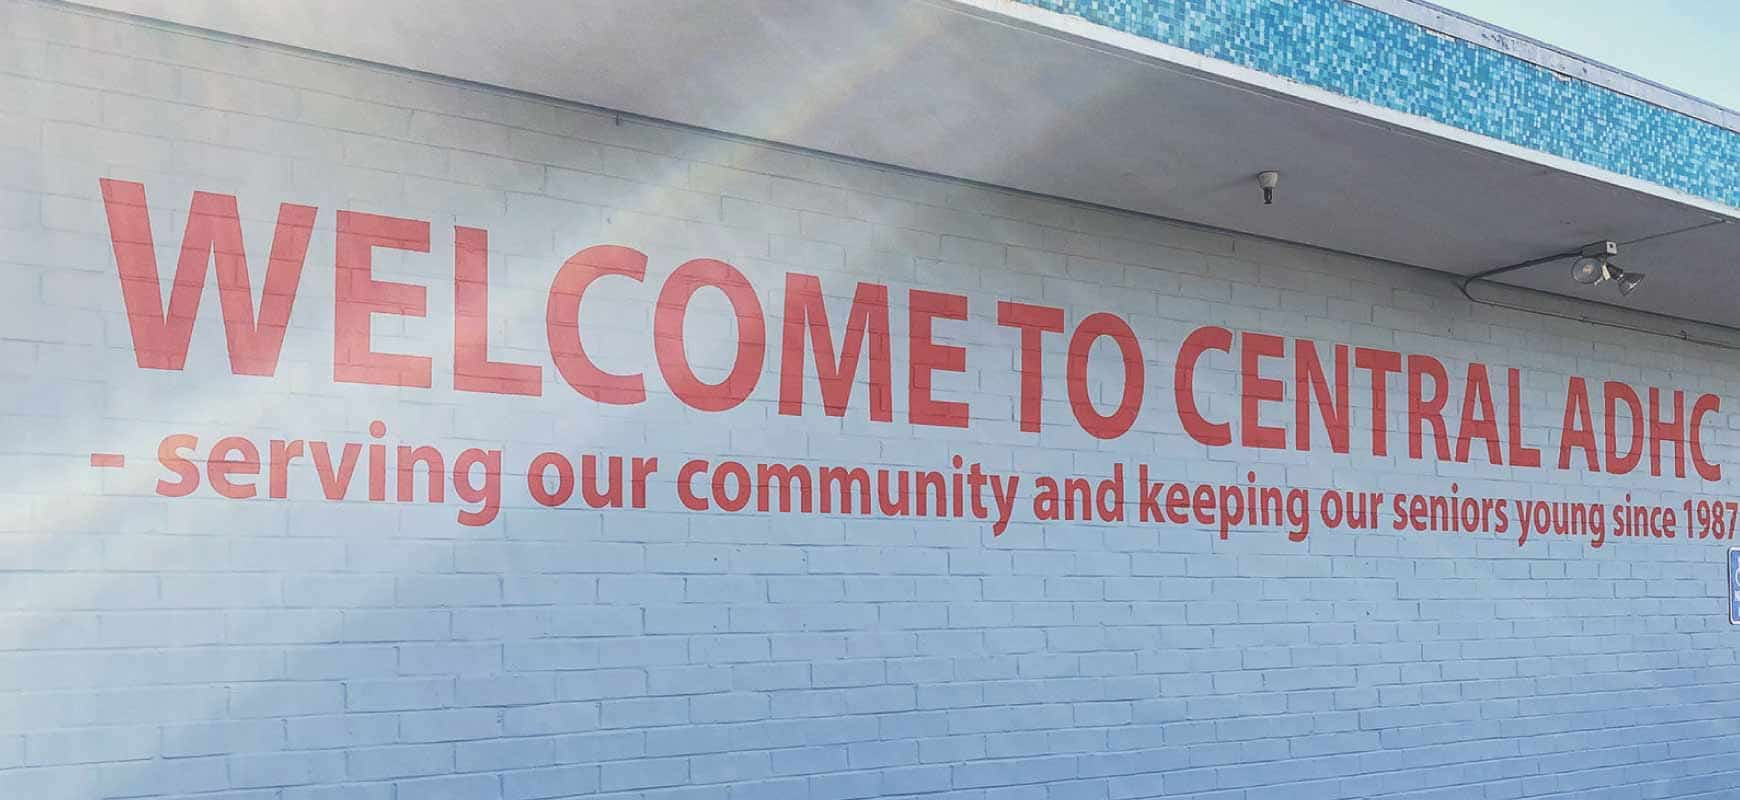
[398,643,502,675]
[288,646,399,680]
[228,751,346,788]
[399,708,502,742]
[287,714,399,749]
[345,744,453,781]
[393,774,502,800]
[503,764,599,800]
[344,678,453,712]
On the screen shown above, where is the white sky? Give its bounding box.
[1429,0,1740,112]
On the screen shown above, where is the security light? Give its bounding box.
[1615,269,1646,296]
[1257,171,1279,205]
[1566,241,1641,295]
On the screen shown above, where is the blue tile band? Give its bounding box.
[1017,0,1740,211]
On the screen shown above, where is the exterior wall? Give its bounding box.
[3,3,1740,800]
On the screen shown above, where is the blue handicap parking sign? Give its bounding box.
[1731,548,1740,625]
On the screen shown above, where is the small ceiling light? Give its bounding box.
[1569,240,1619,286]
[1257,170,1279,205]
[1570,256,1605,284]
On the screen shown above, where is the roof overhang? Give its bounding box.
[64,0,1740,328]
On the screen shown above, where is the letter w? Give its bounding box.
[99,178,316,375]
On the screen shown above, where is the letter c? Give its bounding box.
[1691,393,1723,481]
[677,459,710,511]
[546,245,647,404]
[1176,326,1233,446]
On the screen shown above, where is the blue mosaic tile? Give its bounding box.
[1018,0,1740,211]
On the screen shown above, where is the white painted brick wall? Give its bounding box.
[3,1,1740,798]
